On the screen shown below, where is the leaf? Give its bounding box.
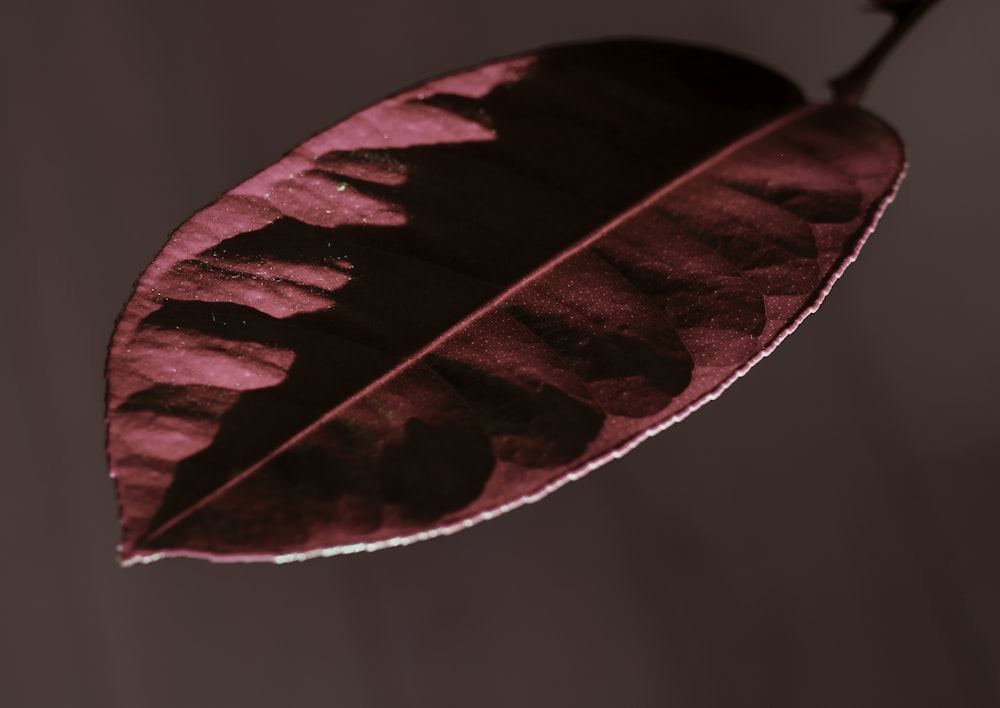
[106,39,904,564]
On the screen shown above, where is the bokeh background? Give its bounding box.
[1,1,997,706]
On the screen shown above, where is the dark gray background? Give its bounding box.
[1,1,997,706]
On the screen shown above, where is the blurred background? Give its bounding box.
[1,0,997,706]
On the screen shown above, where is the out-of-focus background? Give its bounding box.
[1,1,997,706]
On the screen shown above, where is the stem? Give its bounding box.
[829,0,942,104]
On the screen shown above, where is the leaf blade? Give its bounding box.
[106,40,903,563]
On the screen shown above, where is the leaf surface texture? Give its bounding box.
[106,40,904,563]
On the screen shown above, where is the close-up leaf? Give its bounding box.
[10,0,1000,706]
[106,39,904,564]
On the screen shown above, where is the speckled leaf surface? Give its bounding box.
[106,40,904,564]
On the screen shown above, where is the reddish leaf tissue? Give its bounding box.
[106,40,904,564]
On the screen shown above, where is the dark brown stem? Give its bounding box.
[829,0,942,104]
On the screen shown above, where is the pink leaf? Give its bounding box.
[106,39,904,564]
